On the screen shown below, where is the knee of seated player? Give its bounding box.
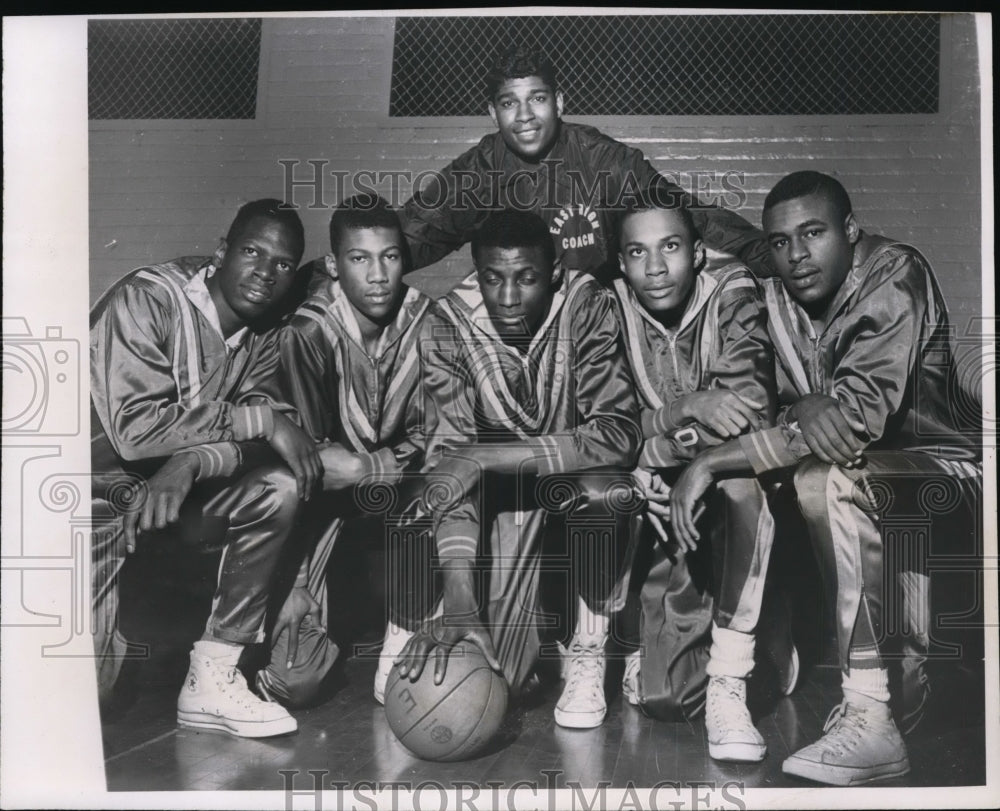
[242,464,301,522]
[714,475,765,504]
[570,470,638,517]
[792,456,839,523]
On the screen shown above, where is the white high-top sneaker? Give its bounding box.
[782,696,910,785]
[177,651,297,738]
[554,602,609,728]
[705,675,766,762]
[373,621,415,705]
[704,623,765,761]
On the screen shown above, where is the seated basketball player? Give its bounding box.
[610,193,785,762]
[671,171,983,785]
[252,194,436,708]
[395,210,644,729]
[398,44,773,282]
[90,199,322,737]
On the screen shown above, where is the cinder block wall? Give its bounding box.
[89,13,983,350]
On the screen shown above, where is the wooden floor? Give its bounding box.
[100,546,987,793]
[101,639,986,793]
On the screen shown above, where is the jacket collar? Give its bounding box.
[446,268,571,356]
[183,262,248,350]
[616,270,718,339]
[775,230,882,340]
[310,275,428,360]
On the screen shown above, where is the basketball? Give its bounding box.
[383,639,509,761]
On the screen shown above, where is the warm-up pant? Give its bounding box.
[792,451,982,674]
[699,476,776,633]
[91,464,301,705]
[257,479,434,707]
[402,469,641,693]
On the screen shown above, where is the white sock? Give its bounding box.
[842,667,890,704]
[706,622,756,680]
[194,638,242,667]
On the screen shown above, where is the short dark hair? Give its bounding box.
[619,186,700,244]
[471,210,556,271]
[226,198,304,254]
[485,45,558,100]
[329,193,402,253]
[763,171,853,222]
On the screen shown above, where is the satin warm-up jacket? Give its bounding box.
[740,232,982,474]
[277,276,433,484]
[418,270,643,561]
[610,261,777,471]
[90,257,290,494]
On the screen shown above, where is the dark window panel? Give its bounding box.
[89,18,261,120]
[389,15,939,117]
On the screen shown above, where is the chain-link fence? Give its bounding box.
[89,18,261,120]
[390,14,939,117]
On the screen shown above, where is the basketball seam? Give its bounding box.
[457,675,505,760]
[395,668,479,741]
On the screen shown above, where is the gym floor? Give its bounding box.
[100,537,987,793]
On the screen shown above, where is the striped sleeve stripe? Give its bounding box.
[357,448,403,485]
[232,406,252,440]
[529,435,563,476]
[639,438,670,470]
[437,535,479,558]
[756,431,785,471]
[740,428,797,475]
[367,449,384,479]
[651,406,674,436]
[197,445,223,479]
[175,443,240,481]
[232,405,274,441]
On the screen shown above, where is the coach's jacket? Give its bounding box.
[611,261,777,471]
[419,269,643,561]
[400,122,774,280]
[740,232,982,474]
[90,257,291,495]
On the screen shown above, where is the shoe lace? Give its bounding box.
[220,665,268,710]
[707,677,752,729]
[562,641,604,700]
[820,702,869,756]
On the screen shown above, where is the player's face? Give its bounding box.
[619,208,704,323]
[488,76,564,163]
[764,192,859,315]
[333,226,406,330]
[210,216,302,334]
[475,245,556,341]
